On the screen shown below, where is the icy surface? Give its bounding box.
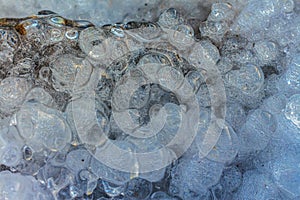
[0,0,299,199]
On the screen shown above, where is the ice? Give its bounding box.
[50,54,93,93]
[201,122,239,164]
[285,53,300,92]
[220,166,242,193]
[0,29,19,64]
[124,178,152,199]
[0,171,54,200]
[285,94,300,128]
[238,109,277,153]
[0,77,31,114]
[79,27,107,62]
[25,87,54,106]
[66,149,91,174]
[271,143,300,199]
[167,24,194,50]
[225,64,264,94]
[16,102,72,151]
[233,170,281,200]
[253,40,279,65]
[0,145,22,167]
[150,191,180,200]
[225,103,246,131]
[0,1,299,199]
[101,180,125,197]
[158,8,184,29]
[169,155,224,199]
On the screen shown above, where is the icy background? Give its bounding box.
[0,0,300,200]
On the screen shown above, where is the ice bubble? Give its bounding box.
[169,155,224,199]
[0,77,31,114]
[0,171,54,200]
[0,144,22,167]
[199,20,229,44]
[220,166,242,193]
[285,53,300,91]
[125,22,163,41]
[16,102,72,151]
[50,54,93,93]
[102,180,125,197]
[233,170,280,200]
[225,64,264,94]
[79,27,107,61]
[285,94,300,128]
[0,29,19,63]
[167,24,194,49]
[238,109,277,153]
[150,191,179,200]
[271,144,300,199]
[25,87,54,106]
[158,8,184,28]
[66,149,91,174]
[226,103,246,131]
[203,122,239,164]
[208,2,235,22]
[125,178,152,200]
[254,40,279,65]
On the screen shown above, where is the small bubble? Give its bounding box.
[65,29,78,40]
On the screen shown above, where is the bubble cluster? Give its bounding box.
[0,1,299,199]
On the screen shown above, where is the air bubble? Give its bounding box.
[65,29,79,40]
[111,27,125,38]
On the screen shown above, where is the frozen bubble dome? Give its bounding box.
[0,0,299,199]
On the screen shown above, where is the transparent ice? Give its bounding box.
[0,0,299,199]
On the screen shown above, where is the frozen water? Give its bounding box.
[169,155,224,199]
[271,143,300,199]
[254,40,279,65]
[233,170,281,200]
[285,94,300,128]
[220,166,242,193]
[0,77,31,114]
[285,53,300,92]
[202,122,239,164]
[16,102,72,151]
[124,178,152,199]
[225,64,264,94]
[0,1,298,199]
[0,171,54,200]
[238,109,277,153]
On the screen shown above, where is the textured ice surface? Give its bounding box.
[0,0,299,199]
